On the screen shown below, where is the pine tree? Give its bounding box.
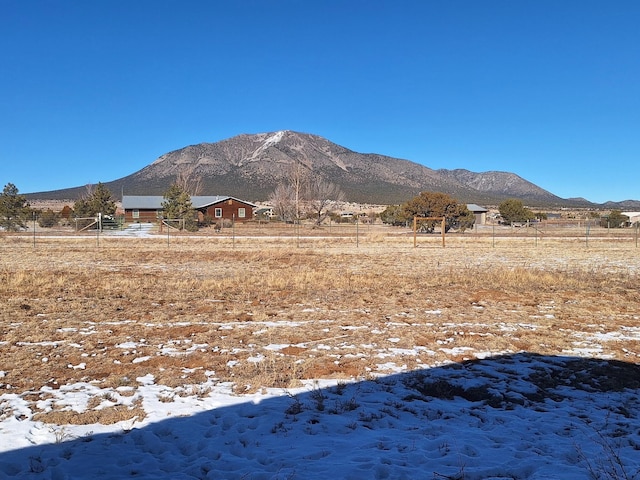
[498,199,534,225]
[162,183,198,231]
[0,183,31,231]
[73,183,117,217]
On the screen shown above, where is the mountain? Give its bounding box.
[601,199,640,210]
[435,169,569,206]
[27,130,594,207]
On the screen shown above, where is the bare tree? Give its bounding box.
[268,183,296,223]
[305,174,345,225]
[269,161,344,225]
[287,160,308,223]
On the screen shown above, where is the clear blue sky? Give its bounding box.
[1,0,638,203]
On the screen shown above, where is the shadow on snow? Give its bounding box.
[1,353,639,480]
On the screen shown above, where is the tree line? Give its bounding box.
[0,182,118,231]
[0,181,633,232]
[379,194,539,231]
[0,179,234,232]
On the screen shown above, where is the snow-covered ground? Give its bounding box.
[108,223,155,238]
[1,353,638,479]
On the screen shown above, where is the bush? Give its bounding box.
[200,214,214,227]
[38,209,59,228]
[600,210,629,228]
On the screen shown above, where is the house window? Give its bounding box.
[214,208,222,218]
[132,209,139,219]
[238,208,246,218]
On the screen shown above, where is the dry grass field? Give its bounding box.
[1,224,639,426]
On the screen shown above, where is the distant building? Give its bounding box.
[254,207,275,219]
[122,196,256,223]
[622,212,640,226]
[466,204,488,225]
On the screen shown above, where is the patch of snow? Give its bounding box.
[247,130,287,162]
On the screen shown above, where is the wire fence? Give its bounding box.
[2,215,639,250]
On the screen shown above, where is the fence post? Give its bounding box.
[585,221,590,248]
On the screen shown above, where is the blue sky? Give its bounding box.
[1,0,638,203]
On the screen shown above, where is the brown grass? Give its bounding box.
[1,230,638,422]
[33,398,146,425]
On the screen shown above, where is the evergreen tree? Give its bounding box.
[380,204,409,226]
[498,199,534,224]
[402,191,472,232]
[162,183,198,231]
[0,183,31,231]
[73,183,117,217]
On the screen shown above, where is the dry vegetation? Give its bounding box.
[1,226,638,424]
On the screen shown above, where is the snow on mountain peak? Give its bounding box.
[248,130,288,161]
[263,130,286,147]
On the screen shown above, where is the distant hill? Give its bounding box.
[25,130,633,208]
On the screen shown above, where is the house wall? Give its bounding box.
[474,212,486,225]
[201,199,254,222]
[124,209,161,223]
[124,199,255,223]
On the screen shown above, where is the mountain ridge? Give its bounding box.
[24,131,638,208]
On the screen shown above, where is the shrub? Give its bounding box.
[38,209,59,228]
[200,214,214,227]
[600,210,629,228]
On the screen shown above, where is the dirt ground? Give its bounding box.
[1,227,638,421]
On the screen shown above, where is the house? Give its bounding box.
[122,196,256,223]
[466,204,488,225]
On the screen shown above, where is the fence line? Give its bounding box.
[2,217,639,249]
